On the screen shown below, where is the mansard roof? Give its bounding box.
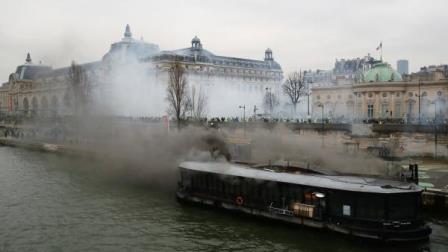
[41,61,102,78]
[154,46,282,71]
[11,53,52,80]
[164,47,216,58]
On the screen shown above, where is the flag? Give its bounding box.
[376,42,382,51]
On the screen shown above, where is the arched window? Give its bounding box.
[23,97,29,114]
[51,96,59,115]
[41,96,49,114]
[32,97,38,113]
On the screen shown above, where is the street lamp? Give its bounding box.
[253,105,258,120]
[317,104,324,130]
[265,87,272,117]
[307,80,313,118]
[432,100,438,158]
[239,105,246,136]
[317,103,325,147]
[418,80,421,125]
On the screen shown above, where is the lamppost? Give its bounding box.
[418,80,421,125]
[265,87,272,117]
[307,81,312,117]
[318,103,325,147]
[317,104,324,130]
[239,105,246,136]
[432,100,438,158]
[253,105,258,120]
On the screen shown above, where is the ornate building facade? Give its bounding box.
[0,25,283,117]
[311,60,448,123]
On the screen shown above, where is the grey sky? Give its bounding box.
[1,0,447,82]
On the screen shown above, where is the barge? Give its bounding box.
[176,161,431,242]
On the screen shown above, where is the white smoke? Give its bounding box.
[91,60,279,118]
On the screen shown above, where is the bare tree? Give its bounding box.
[166,62,189,128]
[282,71,306,115]
[263,89,279,116]
[67,61,91,116]
[186,85,208,120]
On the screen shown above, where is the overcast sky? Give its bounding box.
[1,0,447,82]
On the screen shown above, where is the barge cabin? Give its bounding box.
[176,161,431,242]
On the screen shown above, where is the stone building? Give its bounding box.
[0,25,283,117]
[312,60,448,123]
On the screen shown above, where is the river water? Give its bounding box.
[1,146,447,252]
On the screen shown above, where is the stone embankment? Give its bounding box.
[0,137,95,157]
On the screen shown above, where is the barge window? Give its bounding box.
[288,186,302,202]
[388,194,416,219]
[191,174,196,189]
[241,179,248,196]
[343,205,351,216]
[222,178,228,195]
[356,194,385,220]
[205,174,210,191]
[329,191,355,217]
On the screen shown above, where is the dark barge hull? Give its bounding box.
[177,191,432,243]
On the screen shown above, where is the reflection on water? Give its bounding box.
[0,147,446,252]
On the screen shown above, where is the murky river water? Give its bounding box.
[1,147,447,252]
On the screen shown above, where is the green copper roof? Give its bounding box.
[362,62,402,82]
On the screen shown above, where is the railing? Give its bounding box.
[372,123,448,134]
[268,203,294,216]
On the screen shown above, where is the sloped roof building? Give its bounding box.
[0,25,283,117]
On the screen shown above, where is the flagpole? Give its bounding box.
[380,41,383,62]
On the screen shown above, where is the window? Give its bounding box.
[317,95,320,100]
[396,92,400,97]
[368,93,373,98]
[422,91,427,97]
[381,104,388,117]
[367,104,374,118]
[356,195,385,220]
[357,103,362,116]
[388,194,416,219]
[382,92,387,98]
[394,103,401,118]
[408,92,413,97]
[408,102,414,115]
[343,205,351,216]
[437,91,442,96]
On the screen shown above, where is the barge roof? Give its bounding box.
[179,161,422,194]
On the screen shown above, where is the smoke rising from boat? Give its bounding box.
[20,55,395,190]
